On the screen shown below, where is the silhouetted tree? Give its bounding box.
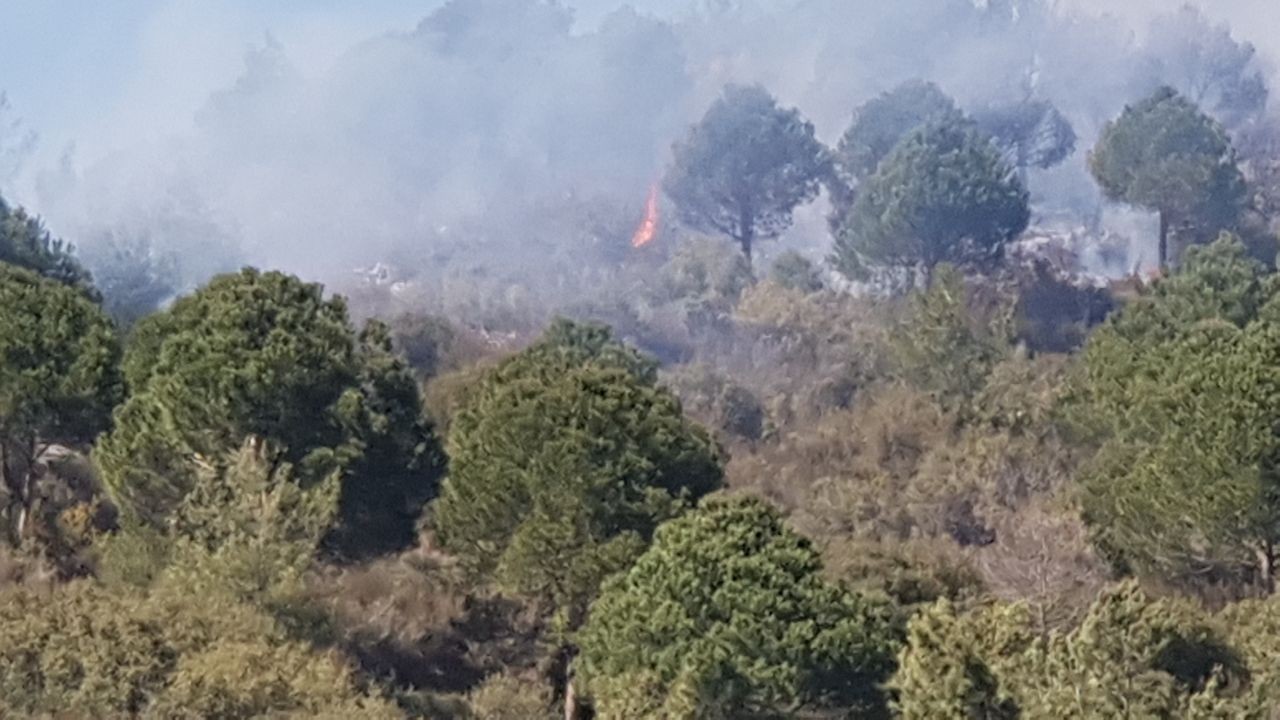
[832,118,1029,288]
[835,80,962,192]
[665,84,828,262]
[974,99,1077,184]
[1090,87,1246,268]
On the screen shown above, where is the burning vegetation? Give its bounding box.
[630,183,660,249]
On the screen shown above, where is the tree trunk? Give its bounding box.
[563,672,579,720]
[0,439,9,544]
[1158,211,1169,270]
[738,205,754,264]
[0,437,37,547]
[1258,542,1275,596]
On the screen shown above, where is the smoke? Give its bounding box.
[3,0,1276,293]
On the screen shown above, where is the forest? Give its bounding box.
[5,0,1280,718]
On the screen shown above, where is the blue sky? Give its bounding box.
[2,2,435,146]
[0,0,703,164]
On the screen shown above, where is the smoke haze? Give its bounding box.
[1,0,1276,290]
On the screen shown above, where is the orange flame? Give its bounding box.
[631,184,660,248]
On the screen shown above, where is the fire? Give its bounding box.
[631,184,660,248]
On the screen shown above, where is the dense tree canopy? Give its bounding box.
[894,583,1274,718]
[0,265,121,546]
[1074,236,1280,591]
[433,319,722,624]
[96,268,438,558]
[0,195,96,298]
[664,84,828,261]
[1089,87,1246,268]
[835,80,962,190]
[578,495,897,719]
[831,118,1030,288]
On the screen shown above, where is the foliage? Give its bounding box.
[894,583,1264,719]
[96,268,440,558]
[388,312,458,380]
[468,672,555,720]
[0,195,96,298]
[1012,260,1115,353]
[831,118,1030,288]
[767,250,823,293]
[891,599,1021,720]
[890,265,1011,404]
[0,265,122,548]
[824,537,986,624]
[834,80,961,190]
[0,580,397,718]
[1074,235,1280,590]
[577,495,898,719]
[1089,87,1246,267]
[665,84,828,260]
[656,235,756,333]
[166,437,339,605]
[663,364,766,442]
[434,319,722,625]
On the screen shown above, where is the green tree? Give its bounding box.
[831,118,1029,288]
[891,600,1023,720]
[1074,235,1280,591]
[96,268,439,558]
[891,264,1011,404]
[434,319,722,626]
[578,495,897,719]
[834,80,962,192]
[165,436,340,605]
[664,84,828,262]
[0,265,121,546]
[1089,87,1246,268]
[0,195,96,297]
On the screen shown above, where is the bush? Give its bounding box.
[468,673,555,720]
[769,250,824,293]
[0,581,397,718]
